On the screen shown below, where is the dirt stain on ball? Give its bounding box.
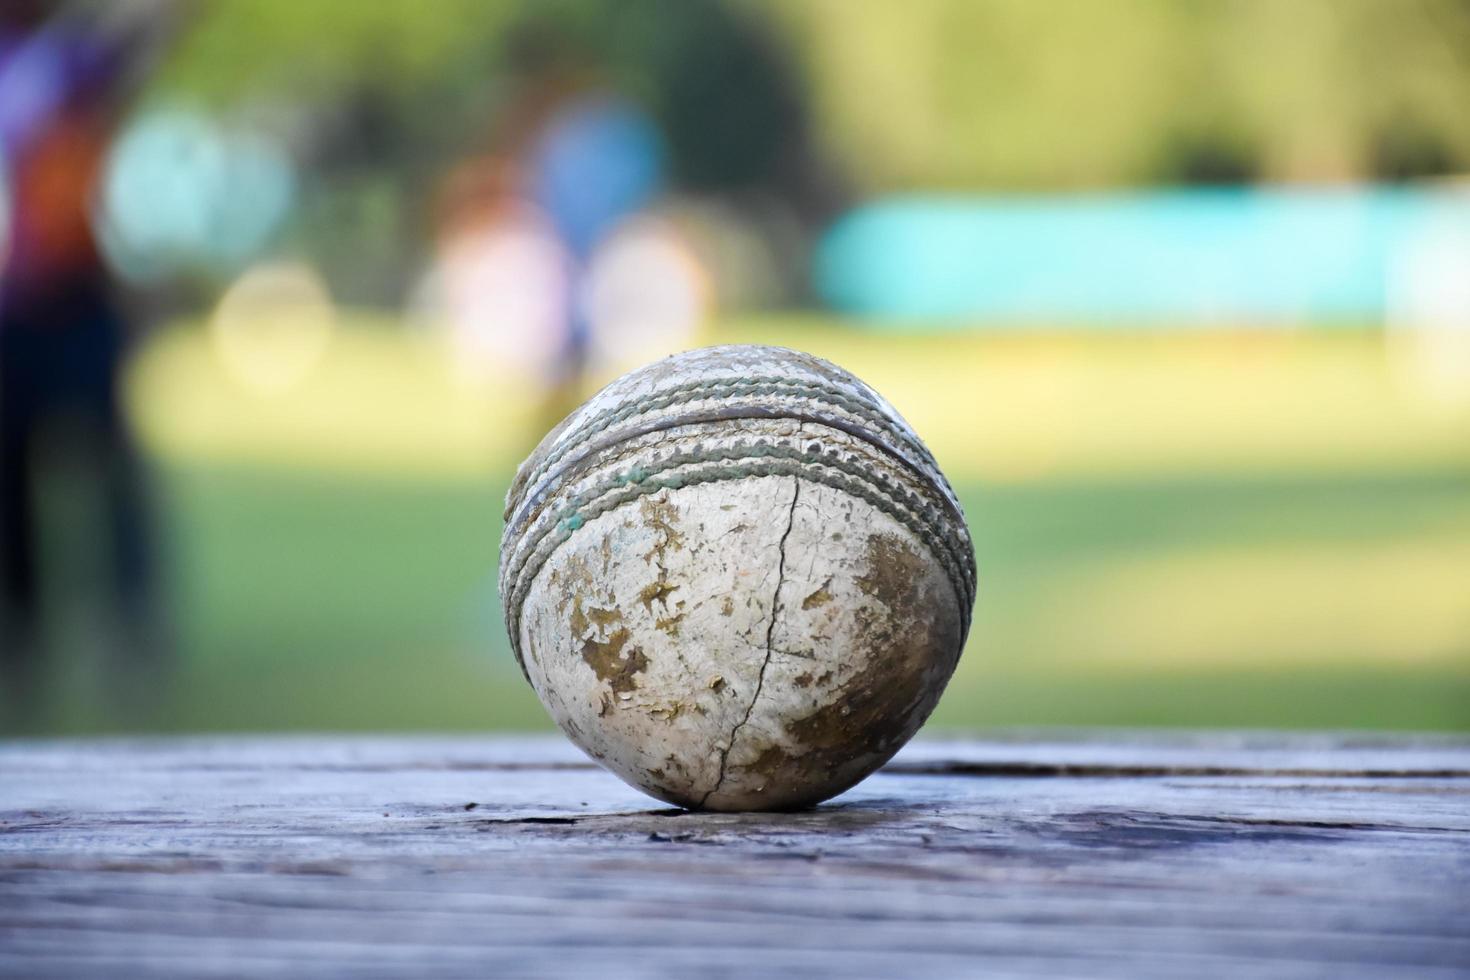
[571,597,648,695]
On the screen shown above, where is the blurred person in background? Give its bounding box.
[0,1,172,721]
[430,26,676,445]
[527,91,666,391]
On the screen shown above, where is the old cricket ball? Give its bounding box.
[499,345,975,810]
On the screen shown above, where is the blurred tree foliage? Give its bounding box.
[768,0,1470,189]
[150,0,817,189]
[152,0,1470,194]
[136,0,1470,306]
[146,0,828,301]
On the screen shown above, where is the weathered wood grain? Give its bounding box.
[1,732,1467,979]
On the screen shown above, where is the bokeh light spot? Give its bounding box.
[210,261,335,395]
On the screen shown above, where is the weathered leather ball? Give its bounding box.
[499,345,975,810]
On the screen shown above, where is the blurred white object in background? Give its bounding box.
[415,204,570,386]
[582,216,708,379]
[662,197,791,312]
[1387,197,1470,414]
[210,260,334,395]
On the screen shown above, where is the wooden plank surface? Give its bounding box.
[2,732,1468,979]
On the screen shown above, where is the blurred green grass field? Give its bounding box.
[20,316,1470,733]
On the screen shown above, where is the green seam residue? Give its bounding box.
[559,513,584,532]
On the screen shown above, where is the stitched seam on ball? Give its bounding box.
[508,397,950,535]
[506,403,967,544]
[503,437,975,629]
[510,376,956,518]
[516,376,894,492]
[503,417,972,589]
[499,421,791,588]
[511,434,970,590]
[511,438,974,606]
[503,446,975,641]
[504,455,974,672]
[528,381,946,509]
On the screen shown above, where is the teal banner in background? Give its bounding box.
[816,188,1470,327]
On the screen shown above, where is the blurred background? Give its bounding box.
[2,0,1467,736]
